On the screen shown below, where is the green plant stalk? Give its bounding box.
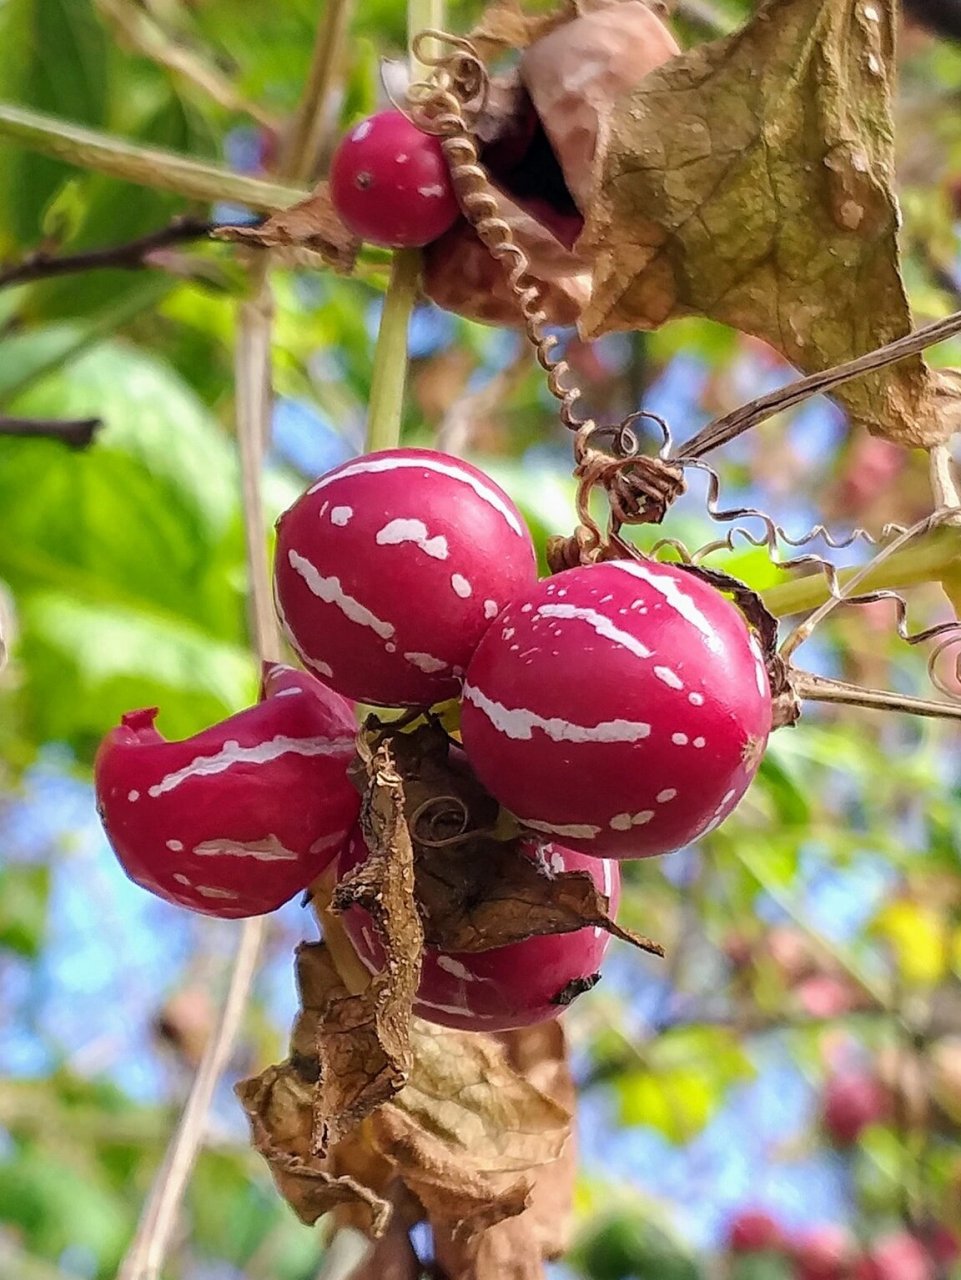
[0,103,308,212]
[362,0,444,454]
[365,248,421,452]
[760,526,961,618]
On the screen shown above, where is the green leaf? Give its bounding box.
[0,863,50,957]
[19,592,256,754]
[0,0,110,243]
[573,1213,704,1280]
[615,1029,754,1142]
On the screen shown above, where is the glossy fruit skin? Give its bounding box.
[822,1072,890,1146]
[460,560,772,860]
[95,664,359,918]
[274,448,538,707]
[329,111,459,248]
[337,827,620,1031]
[727,1210,786,1253]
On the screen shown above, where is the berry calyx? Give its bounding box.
[337,828,620,1031]
[459,559,772,859]
[329,110,460,248]
[273,448,538,707]
[95,664,359,918]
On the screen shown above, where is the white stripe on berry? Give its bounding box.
[375,517,449,561]
[653,665,684,689]
[536,604,653,661]
[463,682,651,745]
[451,573,472,598]
[308,456,524,536]
[404,651,448,674]
[147,734,356,798]
[288,550,395,639]
[609,561,724,654]
[192,834,301,861]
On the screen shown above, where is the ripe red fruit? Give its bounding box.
[329,110,459,248]
[822,1072,890,1146]
[95,664,359,918]
[727,1209,786,1253]
[337,828,620,1031]
[274,448,538,707]
[792,1225,857,1280]
[459,560,771,859]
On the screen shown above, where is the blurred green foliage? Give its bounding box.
[0,1,960,1279]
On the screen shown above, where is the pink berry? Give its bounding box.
[337,827,620,1031]
[459,560,771,859]
[95,664,359,918]
[274,448,538,707]
[727,1210,786,1253]
[329,110,459,248]
[792,1226,857,1280]
[855,1234,934,1280]
[822,1072,890,1146]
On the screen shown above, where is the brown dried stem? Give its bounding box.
[0,217,214,291]
[93,0,279,130]
[278,0,355,184]
[675,309,961,461]
[0,415,102,448]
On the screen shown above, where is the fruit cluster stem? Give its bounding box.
[365,247,421,452]
[362,0,444,454]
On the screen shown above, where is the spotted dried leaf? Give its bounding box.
[581,0,961,447]
[467,0,575,58]
[214,181,358,272]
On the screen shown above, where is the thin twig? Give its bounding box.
[118,202,283,1280]
[279,0,355,184]
[94,0,279,130]
[676,308,961,460]
[792,670,961,720]
[117,921,264,1280]
[235,283,284,654]
[0,217,214,290]
[0,415,102,447]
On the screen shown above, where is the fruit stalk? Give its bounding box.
[0,101,308,212]
[363,0,444,454]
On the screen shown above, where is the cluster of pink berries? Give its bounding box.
[727,1209,959,1280]
[96,447,771,1030]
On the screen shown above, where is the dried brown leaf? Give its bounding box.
[214,181,358,272]
[428,1024,577,1280]
[235,1060,391,1232]
[301,739,421,1153]
[467,0,576,58]
[580,0,961,446]
[416,836,662,956]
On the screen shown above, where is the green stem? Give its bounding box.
[760,527,961,618]
[365,247,421,452]
[0,103,308,213]
[408,0,446,81]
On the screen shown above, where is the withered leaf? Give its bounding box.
[429,1023,577,1280]
[365,1017,571,1239]
[214,181,358,273]
[416,836,663,956]
[235,1060,391,1233]
[467,0,575,58]
[581,0,961,447]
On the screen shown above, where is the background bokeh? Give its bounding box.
[1,1,960,1278]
